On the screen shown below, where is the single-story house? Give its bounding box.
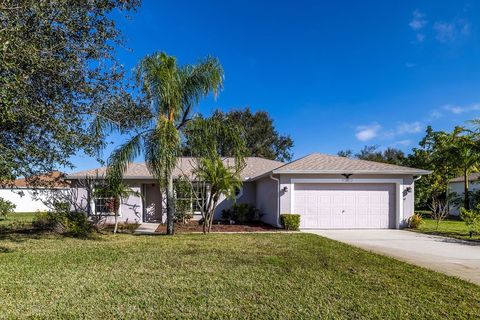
[0,171,69,213]
[448,173,480,215]
[66,153,430,229]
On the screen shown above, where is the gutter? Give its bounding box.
[269,174,282,228]
[272,170,432,175]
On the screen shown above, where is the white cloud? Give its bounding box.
[408,9,471,44]
[409,10,427,30]
[396,122,422,134]
[355,124,381,142]
[434,19,470,43]
[355,122,423,142]
[434,22,456,42]
[409,10,427,43]
[443,103,480,114]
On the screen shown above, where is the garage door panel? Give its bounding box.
[294,183,395,229]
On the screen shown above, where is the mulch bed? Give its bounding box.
[155,221,284,233]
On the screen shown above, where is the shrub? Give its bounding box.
[460,205,480,238]
[32,202,94,237]
[221,203,261,223]
[408,213,423,229]
[280,214,300,231]
[0,197,16,220]
[32,211,60,231]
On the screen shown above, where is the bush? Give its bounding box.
[32,211,60,231]
[32,202,94,237]
[0,197,16,219]
[408,213,423,229]
[221,203,261,223]
[460,205,480,238]
[280,214,300,231]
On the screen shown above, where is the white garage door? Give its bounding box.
[294,183,395,229]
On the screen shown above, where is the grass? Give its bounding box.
[413,218,480,242]
[0,212,36,226]
[0,233,479,319]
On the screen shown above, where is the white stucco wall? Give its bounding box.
[69,181,143,224]
[0,188,67,212]
[448,181,480,215]
[213,182,257,220]
[255,176,280,227]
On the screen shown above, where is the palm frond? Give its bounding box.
[107,132,145,181]
[184,116,246,172]
[178,57,224,126]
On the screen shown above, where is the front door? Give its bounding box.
[143,184,163,222]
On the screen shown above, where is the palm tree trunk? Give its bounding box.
[113,198,119,234]
[464,168,470,210]
[114,211,119,234]
[166,173,175,235]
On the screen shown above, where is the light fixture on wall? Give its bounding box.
[341,173,353,179]
[405,187,412,193]
[282,186,288,193]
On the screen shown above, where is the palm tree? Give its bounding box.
[191,156,242,234]
[448,127,480,210]
[107,52,223,235]
[181,116,246,233]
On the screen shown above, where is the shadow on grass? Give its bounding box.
[419,231,480,245]
[0,228,107,243]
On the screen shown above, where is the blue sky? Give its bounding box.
[70,0,480,172]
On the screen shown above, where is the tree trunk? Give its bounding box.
[166,173,175,235]
[113,209,119,234]
[113,198,119,234]
[464,168,470,210]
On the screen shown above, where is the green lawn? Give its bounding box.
[0,212,36,226]
[414,218,480,242]
[0,233,479,319]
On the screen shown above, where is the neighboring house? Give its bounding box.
[0,171,69,212]
[66,153,430,229]
[448,173,480,216]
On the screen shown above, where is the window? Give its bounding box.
[91,184,120,216]
[174,181,207,215]
[94,197,118,216]
[191,183,207,214]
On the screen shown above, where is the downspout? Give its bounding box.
[269,174,281,228]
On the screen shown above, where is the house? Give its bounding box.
[66,153,430,229]
[0,171,69,212]
[448,173,480,215]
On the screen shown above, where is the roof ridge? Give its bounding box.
[273,152,430,174]
[272,153,316,171]
[307,152,423,170]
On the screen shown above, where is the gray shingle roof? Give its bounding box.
[67,157,284,181]
[272,153,431,175]
[450,172,480,183]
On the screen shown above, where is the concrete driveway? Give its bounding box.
[305,229,480,285]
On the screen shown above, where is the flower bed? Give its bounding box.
[155,221,283,233]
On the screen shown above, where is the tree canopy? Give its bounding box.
[107,52,224,235]
[338,145,406,165]
[192,108,293,162]
[0,0,148,184]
